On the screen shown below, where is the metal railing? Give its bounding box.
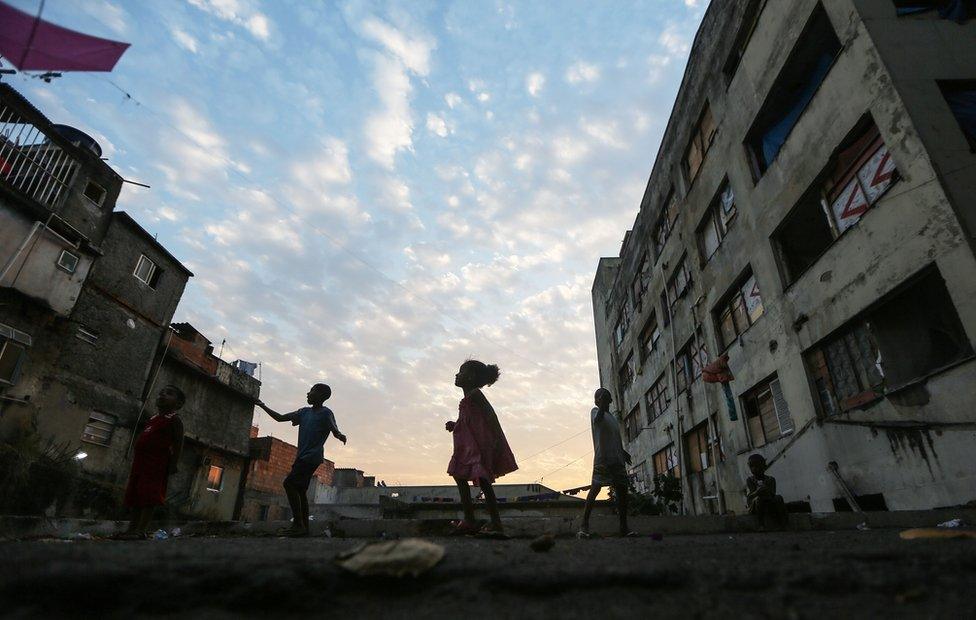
[0,101,78,210]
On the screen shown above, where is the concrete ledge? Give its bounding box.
[2,508,973,540]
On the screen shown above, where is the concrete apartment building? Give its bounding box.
[592,1,976,515]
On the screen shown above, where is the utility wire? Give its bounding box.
[517,427,589,463]
[536,450,591,483]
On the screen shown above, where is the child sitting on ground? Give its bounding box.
[445,360,518,538]
[578,388,635,538]
[257,383,346,537]
[746,453,787,530]
[120,385,186,539]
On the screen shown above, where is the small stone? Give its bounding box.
[529,534,555,552]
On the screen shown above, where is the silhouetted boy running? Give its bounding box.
[257,383,345,536]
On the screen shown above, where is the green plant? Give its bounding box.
[651,473,683,514]
[0,428,79,515]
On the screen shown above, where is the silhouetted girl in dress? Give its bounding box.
[445,360,518,537]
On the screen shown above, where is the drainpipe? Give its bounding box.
[661,263,693,516]
[692,277,727,515]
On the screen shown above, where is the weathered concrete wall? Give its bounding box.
[591,0,976,515]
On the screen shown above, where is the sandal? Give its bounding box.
[449,520,481,536]
[475,524,508,540]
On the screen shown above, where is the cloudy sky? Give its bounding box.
[8,0,705,490]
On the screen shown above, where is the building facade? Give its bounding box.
[592,1,976,515]
[155,323,261,521]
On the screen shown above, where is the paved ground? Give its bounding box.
[3,529,975,618]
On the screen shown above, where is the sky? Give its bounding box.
[6,0,706,490]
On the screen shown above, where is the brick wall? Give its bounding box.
[245,435,334,495]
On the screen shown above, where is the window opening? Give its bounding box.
[623,406,641,442]
[684,103,717,183]
[618,351,635,393]
[745,4,841,176]
[81,411,116,446]
[134,254,156,286]
[723,0,767,84]
[743,375,793,447]
[76,326,99,345]
[685,422,711,473]
[806,266,973,413]
[697,182,737,262]
[0,339,27,385]
[639,313,661,363]
[652,444,680,478]
[56,249,79,274]
[207,465,224,491]
[644,373,670,423]
[939,80,976,151]
[83,180,106,206]
[715,270,765,349]
[666,255,691,308]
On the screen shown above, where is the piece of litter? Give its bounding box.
[335,538,444,577]
[73,533,93,540]
[529,534,555,552]
[152,529,169,540]
[322,527,332,538]
[856,522,870,531]
[899,528,976,540]
[937,518,964,529]
[170,527,182,537]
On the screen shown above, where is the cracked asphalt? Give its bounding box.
[3,529,975,618]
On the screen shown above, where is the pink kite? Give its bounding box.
[0,1,129,72]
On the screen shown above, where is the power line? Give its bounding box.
[535,450,591,483]
[517,427,589,463]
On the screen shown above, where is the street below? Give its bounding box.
[4,529,975,618]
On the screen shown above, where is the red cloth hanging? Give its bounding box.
[0,1,129,72]
[702,354,734,384]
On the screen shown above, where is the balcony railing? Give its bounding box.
[0,100,78,211]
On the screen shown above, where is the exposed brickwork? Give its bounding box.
[241,434,335,520]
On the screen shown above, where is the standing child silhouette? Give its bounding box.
[445,360,518,537]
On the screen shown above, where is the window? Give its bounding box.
[683,103,717,182]
[623,406,640,443]
[134,254,156,285]
[652,444,680,478]
[644,373,670,423]
[697,182,737,262]
[0,339,27,386]
[81,411,116,446]
[614,299,634,348]
[653,189,680,259]
[57,249,79,274]
[258,505,270,521]
[939,80,976,151]
[774,120,898,283]
[742,375,794,447]
[715,270,764,349]
[685,422,712,473]
[76,326,99,345]
[723,0,767,84]
[618,352,635,392]
[666,255,691,307]
[894,1,975,20]
[745,4,842,176]
[206,465,224,491]
[83,181,106,206]
[639,313,661,363]
[631,253,651,308]
[674,330,708,393]
[806,267,972,414]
